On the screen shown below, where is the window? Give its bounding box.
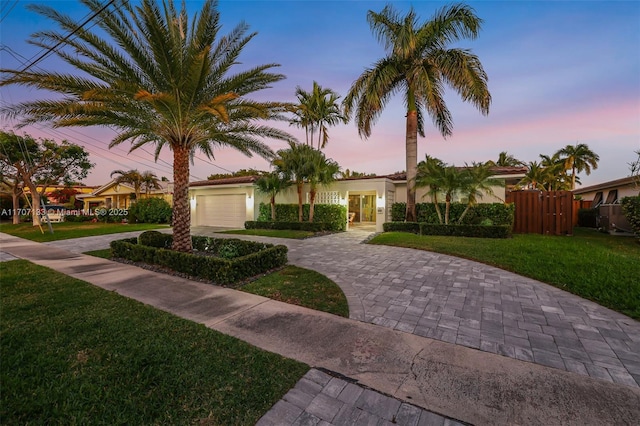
[592,192,603,207]
[308,191,340,205]
[605,190,618,204]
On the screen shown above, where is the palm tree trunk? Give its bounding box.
[445,194,451,225]
[458,204,471,224]
[172,145,192,252]
[571,165,576,190]
[433,194,443,224]
[309,187,316,222]
[297,182,303,222]
[270,195,276,221]
[405,110,418,222]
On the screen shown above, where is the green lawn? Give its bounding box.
[84,249,349,318]
[369,228,640,320]
[0,260,308,425]
[0,221,167,242]
[242,266,350,317]
[222,229,315,239]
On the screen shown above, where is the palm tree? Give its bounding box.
[110,169,145,201]
[255,171,291,221]
[495,151,524,167]
[141,171,162,196]
[1,0,294,252]
[274,142,315,222]
[290,81,347,150]
[416,155,446,223]
[539,153,568,190]
[306,150,340,222]
[519,161,547,190]
[343,3,490,222]
[457,162,500,223]
[556,143,600,190]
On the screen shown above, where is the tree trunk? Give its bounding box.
[433,194,443,224]
[171,145,192,253]
[270,195,276,221]
[445,194,451,225]
[405,110,418,222]
[458,204,471,224]
[309,187,316,222]
[297,182,303,222]
[11,186,21,225]
[571,166,576,190]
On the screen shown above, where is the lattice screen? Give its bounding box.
[307,191,340,205]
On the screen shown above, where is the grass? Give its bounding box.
[83,249,350,318]
[369,228,640,320]
[242,266,350,317]
[221,229,315,239]
[0,260,309,425]
[0,221,167,242]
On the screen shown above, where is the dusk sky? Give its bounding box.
[1,0,639,187]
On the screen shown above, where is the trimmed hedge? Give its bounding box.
[257,203,347,231]
[383,222,511,238]
[391,202,514,226]
[382,222,420,233]
[621,196,640,237]
[111,234,287,285]
[420,223,512,238]
[245,221,329,232]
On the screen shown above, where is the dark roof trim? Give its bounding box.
[190,175,259,187]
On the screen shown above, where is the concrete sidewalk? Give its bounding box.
[1,232,639,425]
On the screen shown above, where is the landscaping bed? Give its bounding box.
[383,221,512,238]
[110,231,288,286]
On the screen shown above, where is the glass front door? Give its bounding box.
[348,194,376,223]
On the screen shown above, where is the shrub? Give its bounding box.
[577,208,598,228]
[110,235,287,285]
[257,203,347,231]
[245,221,328,232]
[129,198,172,224]
[138,230,172,248]
[95,208,126,223]
[419,223,512,238]
[64,215,94,222]
[391,202,514,226]
[621,196,640,237]
[382,222,420,233]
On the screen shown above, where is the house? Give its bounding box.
[188,167,526,232]
[572,176,638,208]
[20,184,98,204]
[77,179,173,211]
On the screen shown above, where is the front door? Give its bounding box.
[348,194,376,223]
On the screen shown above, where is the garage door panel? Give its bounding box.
[197,194,246,227]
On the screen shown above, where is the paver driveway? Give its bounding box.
[191,227,640,388]
[46,227,640,388]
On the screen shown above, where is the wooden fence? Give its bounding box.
[506,190,574,235]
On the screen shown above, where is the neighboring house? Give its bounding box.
[77,179,173,211]
[572,176,639,208]
[21,184,98,204]
[188,167,526,232]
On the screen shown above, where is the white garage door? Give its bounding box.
[196,194,246,228]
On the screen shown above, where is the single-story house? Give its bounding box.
[188,166,526,232]
[77,179,173,211]
[572,176,639,208]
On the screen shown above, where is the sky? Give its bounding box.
[1,0,639,187]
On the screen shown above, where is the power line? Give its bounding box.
[19,0,118,73]
[0,0,19,24]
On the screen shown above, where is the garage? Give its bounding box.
[196,194,246,228]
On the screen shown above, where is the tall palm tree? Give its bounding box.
[556,143,600,190]
[290,81,347,150]
[519,161,547,190]
[343,3,491,222]
[539,153,568,190]
[1,0,294,252]
[255,171,291,221]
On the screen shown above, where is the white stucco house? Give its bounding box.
[188,167,526,232]
[572,176,639,207]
